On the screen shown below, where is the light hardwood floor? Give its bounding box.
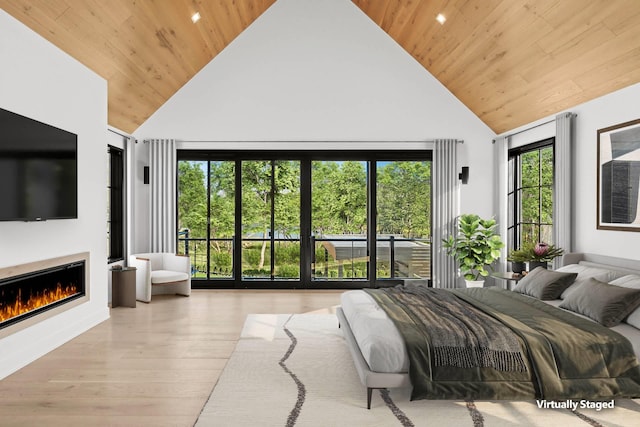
[0,290,343,427]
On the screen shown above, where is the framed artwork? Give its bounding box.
[597,118,640,231]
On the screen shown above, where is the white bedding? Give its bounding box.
[342,283,640,374]
[340,290,408,373]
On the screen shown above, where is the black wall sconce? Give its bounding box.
[143,166,150,185]
[459,166,469,184]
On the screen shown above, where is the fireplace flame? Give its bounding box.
[0,282,79,322]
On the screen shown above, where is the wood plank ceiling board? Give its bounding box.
[2,0,640,134]
[354,0,640,134]
[0,0,276,133]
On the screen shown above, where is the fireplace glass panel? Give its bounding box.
[0,261,85,329]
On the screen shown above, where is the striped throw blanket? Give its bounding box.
[366,285,528,372]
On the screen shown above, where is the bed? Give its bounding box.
[337,253,640,408]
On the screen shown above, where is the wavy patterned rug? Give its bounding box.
[196,314,640,427]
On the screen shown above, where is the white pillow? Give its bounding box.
[610,275,640,329]
[555,264,621,299]
[610,274,640,289]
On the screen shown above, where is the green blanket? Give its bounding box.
[364,285,640,400]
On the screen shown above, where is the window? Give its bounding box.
[508,138,554,252]
[108,145,124,262]
[177,150,431,289]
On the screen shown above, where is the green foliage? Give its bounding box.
[377,161,431,238]
[210,161,235,239]
[177,161,208,237]
[179,159,432,279]
[527,242,563,262]
[242,242,270,265]
[243,269,271,277]
[240,161,300,269]
[273,161,301,238]
[312,161,367,235]
[507,247,530,263]
[442,214,505,281]
[518,146,553,247]
[211,251,232,269]
[508,242,563,263]
[241,161,272,241]
[275,241,300,260]
[276,265,299,278]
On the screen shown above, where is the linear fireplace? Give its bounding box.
[0,252,90,338]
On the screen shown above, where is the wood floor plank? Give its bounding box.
[0,415,195,427]
[0,289,343,426]
[0,396,206,416]
[0,379,214,398]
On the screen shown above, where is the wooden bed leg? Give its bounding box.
[367,388,373,409]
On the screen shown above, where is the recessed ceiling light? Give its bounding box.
[191,12,201,23]
[436,13,446,25]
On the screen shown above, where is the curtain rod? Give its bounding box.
[495,119,555,142]
[174,139,464,144]
[495,112,577,142]
[107,128,131,139]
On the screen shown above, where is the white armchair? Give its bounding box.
[128,253,191,303]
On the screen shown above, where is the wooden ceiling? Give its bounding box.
[354,0,640,134]
[2,1,640,134]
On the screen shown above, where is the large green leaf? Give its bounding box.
[442,213,505,281]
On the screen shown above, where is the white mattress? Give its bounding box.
[341,290,640,374]
[340,290,408,373]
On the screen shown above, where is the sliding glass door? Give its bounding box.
[311,160,368,282]
[375,161,431,280]
[177,160,235,280]
[209,161,235,279]
[177,151,431,288]
[241,160,301,280]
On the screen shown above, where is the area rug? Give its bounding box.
[195,314,640,427]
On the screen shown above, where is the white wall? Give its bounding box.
[500,82,640,260]
[0,10,109,378]
[132,0,496,249]
[132,140,150,253]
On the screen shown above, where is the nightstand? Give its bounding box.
[111,267,137,308]
[490,271,523,290]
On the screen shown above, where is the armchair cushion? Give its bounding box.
[151,270,190,284]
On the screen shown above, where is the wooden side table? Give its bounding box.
[111,267,137,308]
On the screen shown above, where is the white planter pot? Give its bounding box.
[464,279,485,288]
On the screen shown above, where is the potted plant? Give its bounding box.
[442,214,504,288]
[527,242,564,270]
[507,248,529,274]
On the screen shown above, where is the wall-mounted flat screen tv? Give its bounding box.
[0,107,78,221]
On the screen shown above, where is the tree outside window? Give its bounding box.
[508,139,554,253]
[176,152,431,286]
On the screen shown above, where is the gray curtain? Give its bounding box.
[149,139,177,253]
[554,112,575,268]
[432,139,459,288]
[493,136,509,286]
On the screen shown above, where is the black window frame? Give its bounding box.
[108,145,125,263]
[507,137,555,252]
[176,149,432,289]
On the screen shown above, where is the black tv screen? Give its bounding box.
[0,107,78,221]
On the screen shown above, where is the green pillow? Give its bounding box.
[512,267,577,300]
[559,277,640,327]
